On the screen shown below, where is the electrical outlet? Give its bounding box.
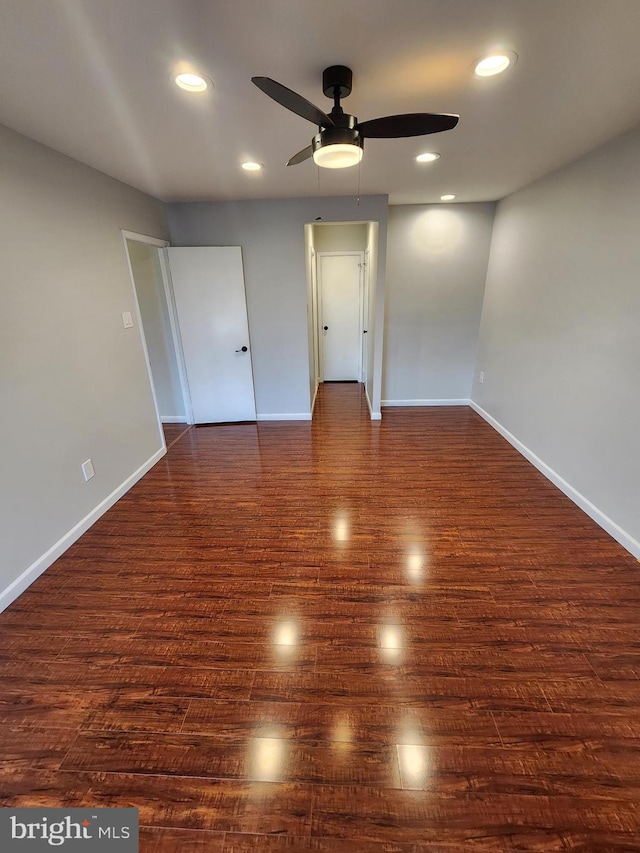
[479,371,485,384]
[122,311,134,329]
[81,459,95,481]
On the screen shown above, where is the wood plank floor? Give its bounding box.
[162,422,191,450]
[2,383,640,851]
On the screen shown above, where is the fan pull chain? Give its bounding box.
[356,157,361,206]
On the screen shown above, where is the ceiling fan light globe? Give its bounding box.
[312,126,363,169]
[313,143,363,169]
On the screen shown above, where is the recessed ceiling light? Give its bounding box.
[242,161,263,171]
[175,72,209,92]
[440,194,456,201]
[474,53,517,77]
[415,152,440,163]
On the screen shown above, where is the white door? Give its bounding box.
[167,246,256,423]
[361,247,371,383]
[319,253,363,381]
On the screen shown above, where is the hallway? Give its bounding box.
[1,383,639,850]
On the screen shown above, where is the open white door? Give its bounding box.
[167,246,256,423]
[319,252,363,381]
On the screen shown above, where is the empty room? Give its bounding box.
[1,1,640,850]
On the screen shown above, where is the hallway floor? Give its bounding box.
[1,384,640,851]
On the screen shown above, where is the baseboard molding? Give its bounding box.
[256,413,312,422]
[364,386,382,421]
[0,447,166,613]
[382,398,470,407]
[160,415,187,424]
[311,383,319,416]
[470,400,640,560]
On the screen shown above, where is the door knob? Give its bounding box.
[323,326,328,331]
[235,346,248,352]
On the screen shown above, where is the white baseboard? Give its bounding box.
[382,398,470,407]
[256,413,312,421]
[470,401,640,560]
[364,385,382,421]
[161,415,187,423]
[0,447,166,613]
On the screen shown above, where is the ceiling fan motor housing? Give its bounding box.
[322,65,353,99]
[312,125,363,156]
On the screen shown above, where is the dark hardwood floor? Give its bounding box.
[162,421,191,449]
[2,383,640,851]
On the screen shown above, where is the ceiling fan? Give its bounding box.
[252,65,459,169]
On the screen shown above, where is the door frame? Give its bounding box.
[316,251,365,383]
[121,231,194,436]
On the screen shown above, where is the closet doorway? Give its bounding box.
[122,231,192,442]
[306,221,378,417]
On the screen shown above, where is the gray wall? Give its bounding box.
[0,122,169,602]
[127,240,185,421]
[168,196,388,417]
[473,125,640,554]
[383,203,495,403]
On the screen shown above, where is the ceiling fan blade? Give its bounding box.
[286,145,314,166]
[357,112,459,138]
[252,77,334,127]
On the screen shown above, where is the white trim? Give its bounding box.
[120,230,169,248]
[365,386,382,421]
[309,219,372,227]
[311,382,319,415]
[158,248,194,424]
[160,415,187,424]
[0,448,166,613]
[121,232,167,451]
[470,401,640,560]
[382,398,470,407]
[256,413,312,421]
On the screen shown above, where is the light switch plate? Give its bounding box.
[122,311,134,329]
[81,459,95,481]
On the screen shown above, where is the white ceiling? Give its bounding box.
[2,0,640,204]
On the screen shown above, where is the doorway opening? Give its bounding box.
[305,221,379,418]
[122,231,193,447]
